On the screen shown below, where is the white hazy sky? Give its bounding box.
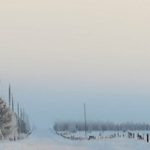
[0,0,150,128]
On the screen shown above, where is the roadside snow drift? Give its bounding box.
[0,129,150,150]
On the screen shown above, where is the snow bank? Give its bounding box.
[0,129,150,150]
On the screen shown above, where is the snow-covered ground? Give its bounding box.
[0,129,150,150]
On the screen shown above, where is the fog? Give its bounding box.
[0,0,150,128]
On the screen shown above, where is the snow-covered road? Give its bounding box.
[0,130,149,150]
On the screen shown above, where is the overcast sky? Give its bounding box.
[0,0,150,129]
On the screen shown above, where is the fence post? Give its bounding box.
[147,134,149,143]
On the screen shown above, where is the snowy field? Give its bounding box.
[0,130,150,150]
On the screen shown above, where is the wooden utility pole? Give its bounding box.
[12,95,14,111]
[17,103,21,134]
[84,103,87,137]
[9,84,11,107]
[17,103,20,118]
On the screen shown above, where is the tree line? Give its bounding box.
[53,121,150,132]
[8,84,31,135]
[0,84,31,140]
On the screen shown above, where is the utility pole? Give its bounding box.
[84,103,87,137]
[9,84,11,107]
[0,80,2,98]
[17,103,20,134]
[12,95,14,111]
[17,103,20,118]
